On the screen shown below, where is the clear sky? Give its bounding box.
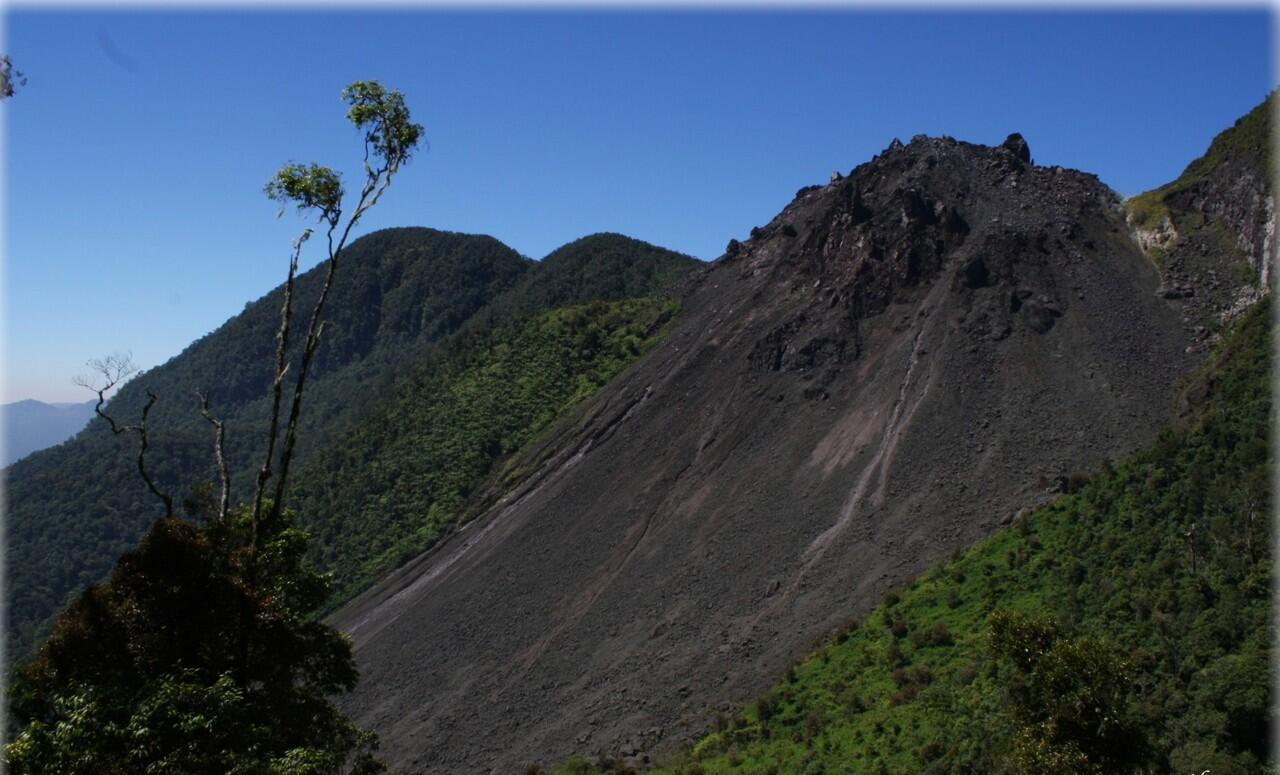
[3,7,1274,402]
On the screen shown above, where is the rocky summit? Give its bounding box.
[332,132,1201,773]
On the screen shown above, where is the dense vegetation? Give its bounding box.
[294,298,680,606]
[466,232,699,331]
[6,228,698,660]
[6,504,385,774]
[1127,91,1273,230]
[555,296,1271,774]
[5,227,528,658]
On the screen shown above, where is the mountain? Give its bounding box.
[1,399,96,466]
[331,128,1224,772]
[5,228,699,659]
[557,296,1271,774]
[537,99,1274,774]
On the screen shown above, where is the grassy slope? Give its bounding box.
[555,297,1271,775]
[294,298,681,606]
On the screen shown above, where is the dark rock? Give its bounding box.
[1021,299,1061,334]
[958,257,991,289]
[1002,133,1031,164]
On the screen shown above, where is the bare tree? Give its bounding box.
[73,81,422,684]
[74,352,173,519]
[260,81,423,531]
[197,390,230,523]
[244,81,421,684]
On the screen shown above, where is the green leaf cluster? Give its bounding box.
[341,81,423,172]
[987,611,1148,774]
[265,163,344,223]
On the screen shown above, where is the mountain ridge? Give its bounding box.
[331,126,1217,772]
[1,399,97,467]
[5,227,699,659]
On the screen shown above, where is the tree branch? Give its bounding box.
[251,229,309,534]
[197,390,230,523]
[76,353,173,519]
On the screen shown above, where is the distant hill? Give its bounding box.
[5,227,699,660]
[2,399,96,466]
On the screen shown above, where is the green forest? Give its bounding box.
[294,297,680,606]
[6,228,698,660]
[552,297,1272,775]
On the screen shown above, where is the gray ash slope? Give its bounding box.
[332,133,1198,773]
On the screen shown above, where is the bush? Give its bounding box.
[889,616,909,638]
[1067,471,1092,493]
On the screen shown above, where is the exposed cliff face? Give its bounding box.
[332,133,1196,773]
[1127,93,1274,337]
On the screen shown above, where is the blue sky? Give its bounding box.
[4,8,1274,402]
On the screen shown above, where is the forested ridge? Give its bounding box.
[6,227,699,660]
[554,296,1272,775]
[295,298,681,607]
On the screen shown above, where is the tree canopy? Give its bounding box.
[5,79,426,773]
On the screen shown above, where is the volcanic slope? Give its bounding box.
[333,133,1196,773]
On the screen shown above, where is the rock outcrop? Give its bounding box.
[1127,93,1274,342]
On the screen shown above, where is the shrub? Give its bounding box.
[756,695,778,722]
[890,616,909,638]
[1067,471,1092,493]
[911,664,933,686]
[920,741,943,762]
